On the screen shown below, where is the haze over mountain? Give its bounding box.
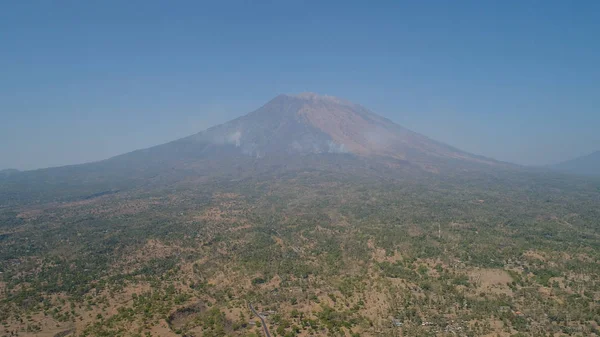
[0,169,19,176]
[186,93,498,165]
[553,150,600,176]
[0,93,509,204]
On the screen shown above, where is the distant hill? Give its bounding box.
[553,151,600,176]
[0,169,19,176]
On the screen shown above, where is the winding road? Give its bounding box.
[248,302,271,337]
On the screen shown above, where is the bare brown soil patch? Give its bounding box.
[469,269,513,296]
[523,250,546,261]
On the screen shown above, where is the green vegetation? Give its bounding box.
[1,168,599,336]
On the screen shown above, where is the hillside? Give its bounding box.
[1,94,599,337]
[554,150,600,176]
[0,169,19,177]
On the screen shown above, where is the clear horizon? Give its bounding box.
[1,1,599,170]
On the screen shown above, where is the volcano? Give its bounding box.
[148,93,497,166]
[0,93,504,203]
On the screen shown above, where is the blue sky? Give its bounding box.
[1,1,599,170]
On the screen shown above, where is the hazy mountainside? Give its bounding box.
[553,150,600,176]
[108,92,501,169]
[190,93,498,165]
[0,169,19,176]
[0,93,505,204]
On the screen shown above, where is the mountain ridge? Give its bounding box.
[553,150,600,176]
